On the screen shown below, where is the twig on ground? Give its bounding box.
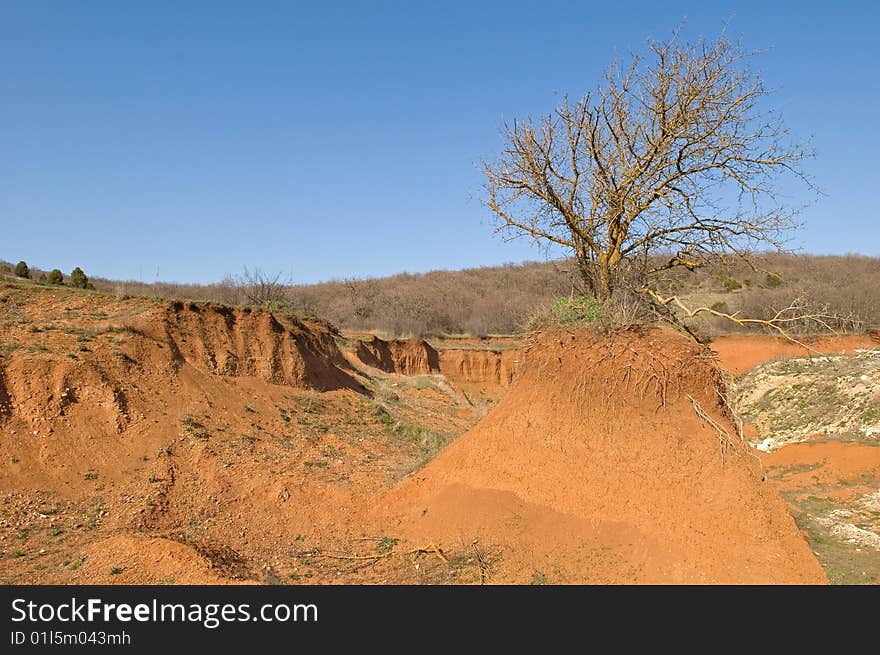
[471,540,492,584]
[318,542,448,564]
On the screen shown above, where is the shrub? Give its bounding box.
[710,301,730,314]
[46,269,64,285]
[263,300,294,313]
[527,295,604,330]
[69,267,92,289]
[14,261,29,279]
[721,276,742,292]
[599,290,653,332]
[764,272,783,288]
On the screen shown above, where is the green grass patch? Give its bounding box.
[528,295,603,330]
[376,537,398,554]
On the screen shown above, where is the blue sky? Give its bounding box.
[1,1,877,284]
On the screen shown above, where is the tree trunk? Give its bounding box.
[595,253,614,301]
[576,252,614,300]
[575,248,596,297]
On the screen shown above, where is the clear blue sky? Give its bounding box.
[1,1,877,284]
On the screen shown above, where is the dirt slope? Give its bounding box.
[350,334,520,399]
[376,328,826,583]
[144,301,361,390]
[0,296,363,488]
[437,349,519,398]
[0,283,488,584]
[354,337,440,376]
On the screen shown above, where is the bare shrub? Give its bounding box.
[216,275,245,306]
[232,267,290,309]
[600,290,654,332]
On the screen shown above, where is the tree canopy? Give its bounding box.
[483,31,813,302]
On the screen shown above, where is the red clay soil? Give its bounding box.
[1,284,494,585]
[353,334,519,398]
[710,334,879,376]
[0,289,387,583]
[437,349,519,399]
[66,535,235,585]
[375,328,826,583]
[762,440,880,497]
[354,337,440,376]
[0,301,362,490]
[143,301,361,390]
[0,284,833,584]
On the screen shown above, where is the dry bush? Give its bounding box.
[527,290,654,334]
[288,261,573,337]
[600,290,655,332]
[526,295,604,331]
[234,267,290,308]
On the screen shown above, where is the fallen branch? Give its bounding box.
[642,288,845,355]
[319,543,448,564]
[413,543,449,564]
[320,551,394,561]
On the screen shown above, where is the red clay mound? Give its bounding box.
[377,328,825,583]
[62,536,234,585]
[0,299,361,492]
[355,336,440,376]
[133,302,360,391]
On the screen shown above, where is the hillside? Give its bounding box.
[0,280,514,583]
[5,253,877,338]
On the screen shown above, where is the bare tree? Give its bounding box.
[483,30,814,305]
[235,267,291,308]
[343,277,381,323]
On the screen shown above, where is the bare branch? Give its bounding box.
[641,287,847,352]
